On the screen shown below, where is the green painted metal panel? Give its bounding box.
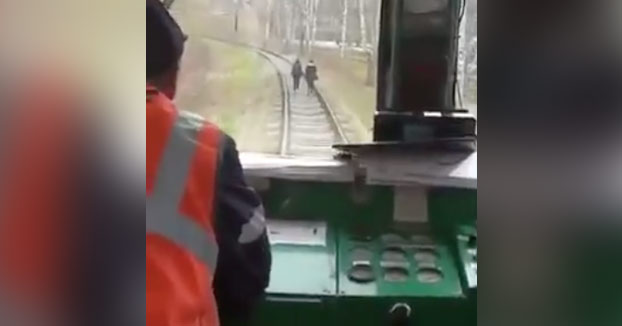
[230,179,478,326]
[267,224,337,295]
[428,188,477,235]
[337,231,463,298]
[261,180,395,230]
[268,245,337,295]
[251,295,337,326]
[455,226,477,290]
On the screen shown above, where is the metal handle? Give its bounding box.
[389,302,412,326]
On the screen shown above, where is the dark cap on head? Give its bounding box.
[147,0,185,79]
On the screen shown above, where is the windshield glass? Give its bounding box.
[456,0,477,118]
[169,0,477,156]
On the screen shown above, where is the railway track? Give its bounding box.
[197,37,347,156]
[257,49,347,156]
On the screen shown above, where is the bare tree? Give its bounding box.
[286,1,296,51]
[357,0,367,47]
[304,0,313,54]
[233,0,240,32]
[457,0,477,106]
[264,0,274,46]
[298,0,307,56]
[309,0,320,55]
[365,0,382,86]
[340,0,349,58]
[457,0,467,105]
[275,0,283,44]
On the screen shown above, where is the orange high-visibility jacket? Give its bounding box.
[147,85,221,326]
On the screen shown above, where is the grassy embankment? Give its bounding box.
[172,2,281,153]
[176,39,280,153]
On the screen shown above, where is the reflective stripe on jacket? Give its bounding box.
[147,85,221,326]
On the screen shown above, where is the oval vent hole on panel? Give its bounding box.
[381,247,408,263]
[348,264,376,283]
[416,267,443,284]
[414,248,439,264]
[383,266,409,282]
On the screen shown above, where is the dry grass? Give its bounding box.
[175,38,280,153]
[311,48,376,142]
[170,0,281,153]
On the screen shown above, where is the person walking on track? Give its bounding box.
[305,60,318,95]
[291,59,303,92]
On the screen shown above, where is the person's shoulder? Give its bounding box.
[176,110,238,151]
[219,130,237,148]
[177,110,222,132]
[177,110,206,128]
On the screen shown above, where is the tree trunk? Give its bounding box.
[464,0,478,106]
[264,0,274,46]
[286,2,295,52]
[365,0,382,86]
[456,1,467,107]
[340,0,348,58]
[304,0,312,54]
[357,0,367,47]
[310,0,320,56]
[234,0,240,32]
[275,0,282,46]
[298,1,306,56]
